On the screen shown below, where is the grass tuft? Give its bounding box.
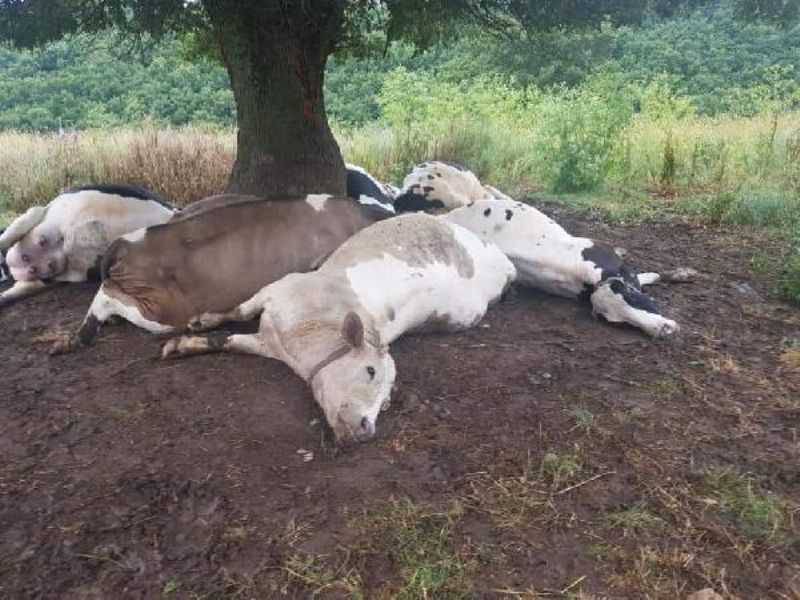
[702,468,787,541]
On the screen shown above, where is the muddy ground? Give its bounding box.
[1,206,799,599]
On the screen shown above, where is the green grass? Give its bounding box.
[360,499,474,599]
[781,250,800,304]
[1,93,798,302]
[606,505,666,534]
[275,498,476,599]
[702,468,788,541]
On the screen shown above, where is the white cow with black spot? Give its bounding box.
[443,197,679,337]
[162,213,516,442]
[0,185,175,307]
[394,161,496,213]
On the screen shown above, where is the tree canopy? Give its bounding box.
[0,0,795,197]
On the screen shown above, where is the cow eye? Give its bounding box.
[366,366,376,379]
[38,237,48,247]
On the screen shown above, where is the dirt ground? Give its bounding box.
[1,205,799,599]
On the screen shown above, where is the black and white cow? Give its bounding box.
[0,184,175,306]
[345,163,397,212]
[443,197,679,337]
[394,161,496,213]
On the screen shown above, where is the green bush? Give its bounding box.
[532,72,633,193]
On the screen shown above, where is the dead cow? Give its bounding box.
[0,185,175,306]
[443,198,678,337]
[52,194,393,353]
[345,163,397,211]
[0,229,9,283]
[161,213,516,442]
[394,161,496,213]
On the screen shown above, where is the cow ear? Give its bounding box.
[342,312,364,348]
[0,205,48,250]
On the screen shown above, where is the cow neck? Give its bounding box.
[307,344,352,383]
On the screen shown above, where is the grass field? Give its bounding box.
[1,106,797,302]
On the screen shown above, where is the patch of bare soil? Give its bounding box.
[1,206,798,599]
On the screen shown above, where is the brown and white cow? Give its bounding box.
[443,197,679,337]
[51,193,393,353]
[0,185,175,306]
[161,213,516,442]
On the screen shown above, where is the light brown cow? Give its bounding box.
[51,193,392,353]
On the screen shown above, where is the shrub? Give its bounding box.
[532,72,634,193]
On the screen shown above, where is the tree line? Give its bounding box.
[0,2,795,134]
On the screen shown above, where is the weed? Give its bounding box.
[780,248,800,304]
[351,498,475,599]
[162,579,179,596]
[541,450,583,489]
[568,407,595,434]
[647,378,682,400]
[702,468,787,541]
[606,505,666,535]
[660,131,676,189]
[282,552,364,598]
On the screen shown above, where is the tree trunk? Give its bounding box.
[204,1,346,197]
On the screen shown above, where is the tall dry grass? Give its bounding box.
[0,126,235,212]
[1,110,797,218]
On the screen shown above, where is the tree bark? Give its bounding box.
[204,1,346,197]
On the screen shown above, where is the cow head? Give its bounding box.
[590,277,679,337]
[310,312,396,443]
[2,206,71,282]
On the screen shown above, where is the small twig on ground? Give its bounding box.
[555,471,616,496]
[541,340,576,352]
[560,575,587,595]
[108,356,151,378]
[604,374,642,387]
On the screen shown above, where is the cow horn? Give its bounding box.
[0,205,48,250]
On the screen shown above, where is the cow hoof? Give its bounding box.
[161,338,181,359]
[50,336,77,355]
[656,320,680,337]
[187,313,221,332]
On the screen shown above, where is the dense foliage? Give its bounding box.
[0,34,233,130]
[0,2,797,132]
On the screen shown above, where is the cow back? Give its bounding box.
[105,196,389,327]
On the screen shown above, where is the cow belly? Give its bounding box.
[145,231,350,327]
[511,255,587,298]
[345,255,512,344]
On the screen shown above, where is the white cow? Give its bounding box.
[443,198,679,337]
[0,185,175,307]
[0,229,10,283]
[162,213,516,442]
[394,161,496,213]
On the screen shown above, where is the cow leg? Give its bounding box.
[51,285,173,354]
[187,290,269,332]
[0,280,52,308]
[162,332,272,360]
[590,279,679,338]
